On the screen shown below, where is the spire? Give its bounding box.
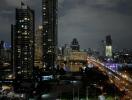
[21,2,28,9]
[21,1,25,6]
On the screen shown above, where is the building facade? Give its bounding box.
[34,26,43,69]
[13,3,35,81]
[57,43,87,72]
[0,41,5,60]
[105,35,112,58]
[70,38,80,51]
[42,0,58,70]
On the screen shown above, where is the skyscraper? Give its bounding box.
[105,35,112,58]
[42,0,58,70]
[34,26,43,69]
[106,35,112,46]
[70,38,80,51]
[11,24,15,77]
[12,3,35,81]
[0,41,4,66]
[0,41,4,59]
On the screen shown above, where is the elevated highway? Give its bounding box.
[87,57,132,99]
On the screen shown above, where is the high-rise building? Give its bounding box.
[42,0,58,69]
[12,3,35,93]
[0,41,4,66]
[106,35,112,46]
[12,3,35,82]
[105,35,112,58]
[100,40,105,57]
[0,41,4,59]
[11,24,15,77]
[34,26,43,69]
[70,38,80,51]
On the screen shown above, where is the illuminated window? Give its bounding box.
[44,21,48,24]
[17,66,21,69]
[19,20,24,22]
[23,70,27,73]
[21,25,24,28]
[48,39,52,42]
[18,71,21,74]
[24,58,28,60]
[24,25,27,29]
[18,36,21,39]
[43,43,46,45]
[23,32,27,35]
[24,52,27,55]
[43,7,46,10]
[17,49,21,53]
[24,36,28,38]
[43,13,46,15]
[18,31,21,33]
[48,50,52,53]
[30,40,33,43]
[24,17,28,20]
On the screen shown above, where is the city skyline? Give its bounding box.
[0,0,132,50]
[1,1,132,99]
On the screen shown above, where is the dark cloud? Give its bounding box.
[58,0,132,50]
[0,0,132,50]
[0,0,41,42]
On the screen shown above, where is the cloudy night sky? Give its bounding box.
[0,0,132,50]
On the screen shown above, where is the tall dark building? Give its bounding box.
[70,38,80,51]
[12,3,35,82]
[0,41,4,58]
[12,3,35,93]
[106,35,112,46]
[0,41,4,66]
[42,0,58,69]
[11,24,15,77]
[34,26,43,69]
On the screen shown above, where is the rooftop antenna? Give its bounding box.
[21,0,25,9]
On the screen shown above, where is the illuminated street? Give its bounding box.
[87,56,132,99]
[0,0,132,100]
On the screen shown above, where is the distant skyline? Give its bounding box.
[0,0,132,50]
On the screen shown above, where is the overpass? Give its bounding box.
[87,57,132,99]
